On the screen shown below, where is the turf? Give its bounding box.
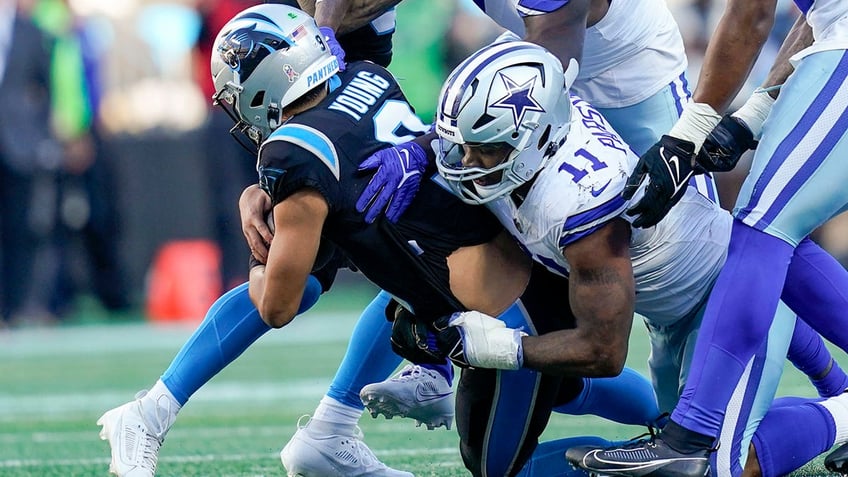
[0,289,843,476]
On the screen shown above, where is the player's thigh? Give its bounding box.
[733,49,848,246]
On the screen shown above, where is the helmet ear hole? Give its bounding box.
[472,113,497,130]
[537,124,551,150]
[250,91,266,108]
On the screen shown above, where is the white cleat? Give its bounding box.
[97,391,166,477]
[360,364,454,430]
[281,415,414,477]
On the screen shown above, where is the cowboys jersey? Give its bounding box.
[257,61,502,320]
[486,97,732,325]
[472,0,687,108]
[791,0,848,61]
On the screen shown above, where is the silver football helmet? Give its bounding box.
[435,41,578,204]
[210,4,339,147]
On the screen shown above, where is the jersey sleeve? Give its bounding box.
[516,0,570,16]
[257,124,343,210]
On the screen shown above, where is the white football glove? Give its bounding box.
[446,311,527,370]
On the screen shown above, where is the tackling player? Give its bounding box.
[422,41,848,477]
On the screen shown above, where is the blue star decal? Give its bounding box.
[489,73,545,128]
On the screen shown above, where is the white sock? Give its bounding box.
[820,392,848,445]
[310,396,363,435]
[139,380,182,438]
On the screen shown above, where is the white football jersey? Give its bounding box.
[486,97,732,325]
[474,0,687,107]
[792,0,848,60]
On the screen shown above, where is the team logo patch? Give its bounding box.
[489,72,545,129]
[218,23,290,82]
[283,64,299,82]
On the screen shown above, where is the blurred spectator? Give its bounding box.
[193,0,260,289]
[27,0,130,320]
[0,0,60,326]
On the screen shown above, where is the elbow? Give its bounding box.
[258,302,298,328]
[587,343,627,377]
[728,0,775,41]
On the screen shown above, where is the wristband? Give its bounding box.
[668,102,722,153]
[731,90,776,141]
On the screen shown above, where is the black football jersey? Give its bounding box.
[257,61,502,320]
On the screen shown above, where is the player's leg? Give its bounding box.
[280,290,413,477]
[787,312,848,398]
[670,47,848,447]
[749,393,848,477]
[97,278,322,477]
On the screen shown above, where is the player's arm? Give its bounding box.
[693,0,778,112]
[249,188,329,328]
[521,219,635,376]
[298,0,401,34]
[240,184,274,263]
[521,0,591,67]
[698,15,814,172]
[438,219,635,376]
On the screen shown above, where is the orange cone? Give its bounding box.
[146,240,223,323]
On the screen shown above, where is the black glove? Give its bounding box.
[622,135,698,228]
[697,114,757,172]
[387,303,447,364]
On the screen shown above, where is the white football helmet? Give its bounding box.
[435,41,578,204]
[210,4,339,147]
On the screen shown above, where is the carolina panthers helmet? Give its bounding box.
[211,4,339,146]
[435,41,578,204]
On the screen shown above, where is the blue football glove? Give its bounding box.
[356,141,428,223]
[319,26,346,72]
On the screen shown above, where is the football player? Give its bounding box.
[572,0,848,475]
[424,41,848,477]
[97,4,662,477]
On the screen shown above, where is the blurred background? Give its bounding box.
[0,0,837,329]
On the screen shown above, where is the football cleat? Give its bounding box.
[360,364,454,430]
[566,430,710,477]
[97,391,169,477]
[280,415,413,477]
[826,442,848,475]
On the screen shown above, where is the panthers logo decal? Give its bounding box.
[218,22,291,83]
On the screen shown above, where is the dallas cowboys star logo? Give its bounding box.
[489,73,545,128]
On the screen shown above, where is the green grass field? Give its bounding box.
[0,287,844,476]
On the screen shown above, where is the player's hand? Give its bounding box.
[621,135,698,229]
[387,303,448,364]
[319,26,346,72]
[434,311,526,370]
[356,141,428,223]
[239,184,273,263]
[696,114,757,172]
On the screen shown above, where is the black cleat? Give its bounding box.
[566,431,711,477]
[826,442,848,475]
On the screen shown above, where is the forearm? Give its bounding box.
[693,0,777,112]
[311,0,349,32]
[522,271,634,377]
[761,14,813,98]
[298,0,402,34]
[522,0,589,66]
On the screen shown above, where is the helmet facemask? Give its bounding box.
[435,42,578,205]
